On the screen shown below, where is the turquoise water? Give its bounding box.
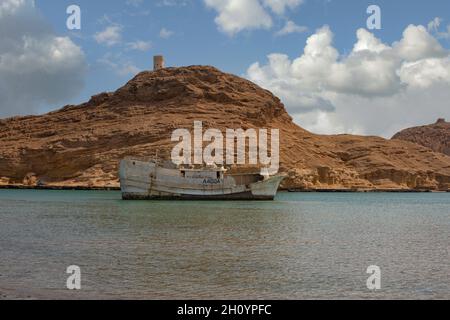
[0,190,449,299]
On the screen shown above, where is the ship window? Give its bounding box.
[181,171,186,178]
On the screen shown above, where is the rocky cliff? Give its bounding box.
[1,66,450,191]
[392,119,450,157]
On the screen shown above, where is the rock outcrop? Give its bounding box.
[392,119,450,156]
[1,66,450,191]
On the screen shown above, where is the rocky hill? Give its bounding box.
[1,66,450,191]
[392,119,450,157]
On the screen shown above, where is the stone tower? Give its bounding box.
[153,55,165,71]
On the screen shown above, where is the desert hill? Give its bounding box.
[1,65,450,191]
[393,119,450,157]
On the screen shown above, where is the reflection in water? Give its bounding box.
[0,190,449,299]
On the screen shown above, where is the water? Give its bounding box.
[0,190,449,300]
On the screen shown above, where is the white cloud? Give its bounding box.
[393,24,445,61]
[247,53,335,113]
[127,40,152,51]
[204,0,304,36]
[0,0,27,17]
[275,20,307,36]
[204,0,273,36]
[427,17,450,40]
[427,17,442,32]
[352,28,389,53]
[399,57,450,88]
[246,24,450,137]
[94,25,123,46]
[263,0,303,15]
[159,27,174,39]
[0,0,86,117]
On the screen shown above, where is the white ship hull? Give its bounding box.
[119,159,285,200]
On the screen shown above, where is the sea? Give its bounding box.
[0,190,448,300]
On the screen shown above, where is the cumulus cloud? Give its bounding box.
[263,0,303,15]
[275,20,307,36]
[246,24,450,137]
[204,0,273,36]
[394,25,445,61]
[94,25,123,46]
[127,40,152,51]
[204,0,303,36]
[0,0,86,118]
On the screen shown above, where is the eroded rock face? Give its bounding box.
[392,119,450,157]
[1,66,450,190]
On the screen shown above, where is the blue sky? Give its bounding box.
[33,0,450,107]
[2,0,450,136]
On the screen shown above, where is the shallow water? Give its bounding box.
[0,190,449,299]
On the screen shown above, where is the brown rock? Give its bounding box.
[23,173,38,186]
[1,65,450,191]
[392,119,450,156]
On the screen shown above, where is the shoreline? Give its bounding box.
[285,188,449,193]
[0,185,121,191]
[0,185,448,193]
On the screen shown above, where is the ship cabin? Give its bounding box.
[179,167,227,180]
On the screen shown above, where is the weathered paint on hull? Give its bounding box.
[122,191,275,201]
[119,159,285,201]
